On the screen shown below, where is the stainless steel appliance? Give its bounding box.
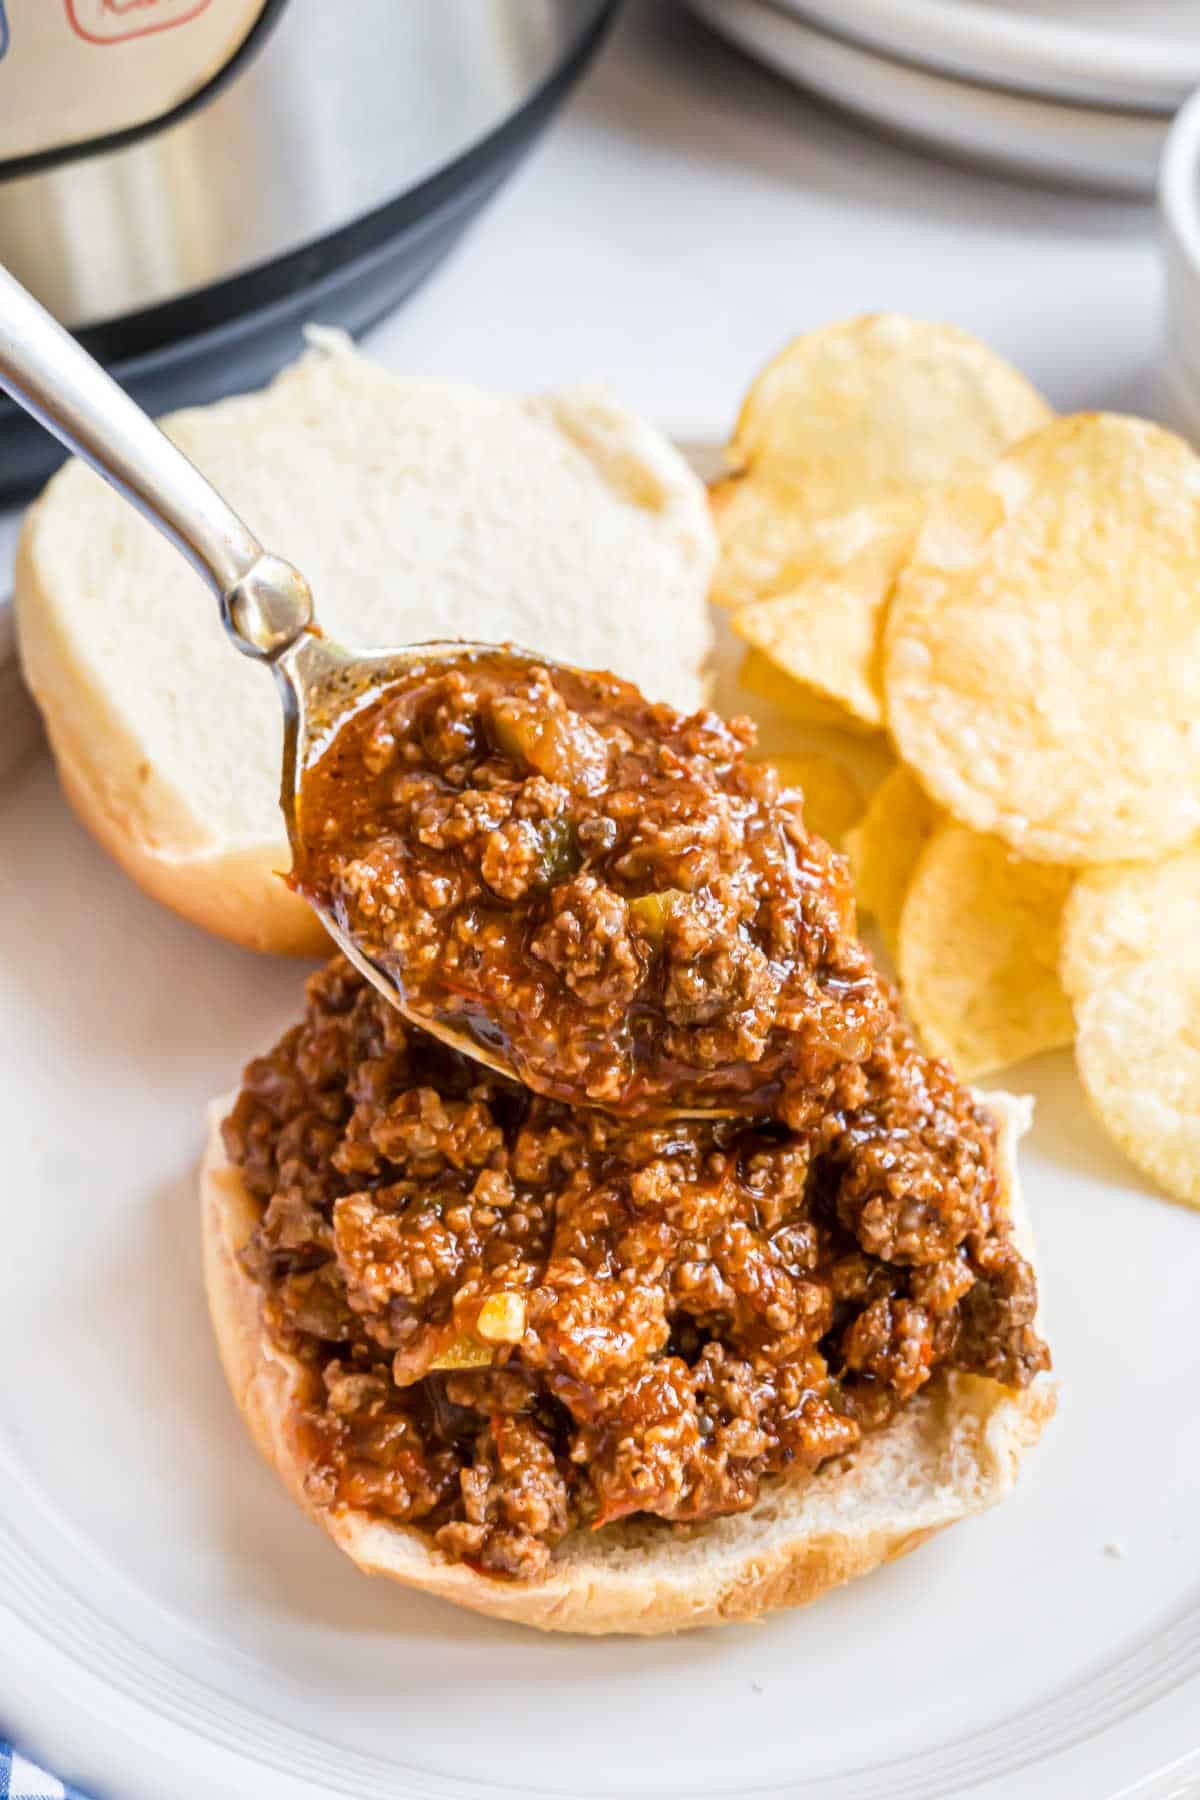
[0,0,616,494]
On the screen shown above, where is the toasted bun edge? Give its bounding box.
[17,511,327,957]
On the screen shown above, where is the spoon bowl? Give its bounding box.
[276,628,540,1085]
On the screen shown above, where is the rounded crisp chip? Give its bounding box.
[845,765,941,955]
[763,751,864,849]
[731,505,918,730]
[711,314,1051,608]
[885,413,1200,866]
[1060,849,1200,1207]
[1060,853,1196,997]
[898,823,1074,1079]
[736,648,860,732]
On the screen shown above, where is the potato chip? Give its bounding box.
[845,765,941,955]
[711,314,1051,608]
[736,648,861,731]
[1060,849,1200,1206]
[885,413,1200,866]
[731,511,916,729]
[1060,854,1197,999]
[711,486,919,616]
[897,823,1074,1078]
[761,751,864,849]
[1073,962,1200,1208]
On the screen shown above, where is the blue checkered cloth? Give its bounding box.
[0,1742,91,1799]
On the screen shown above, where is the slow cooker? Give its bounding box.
[0,0,616,496]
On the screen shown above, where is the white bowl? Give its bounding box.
[769,0,1200,113]
[690,0,1166,196]
[1159,89,1200,439]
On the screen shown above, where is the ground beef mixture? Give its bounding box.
[225,959,1049,1583]
[291,651,888,1116]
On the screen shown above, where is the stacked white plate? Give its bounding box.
[687,0,1200,196]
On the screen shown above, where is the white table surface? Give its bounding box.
[0,0,1171,587]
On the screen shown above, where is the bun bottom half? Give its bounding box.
[202,1090,1054,1636]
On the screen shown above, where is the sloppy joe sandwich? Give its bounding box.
[204,654,1053,1634]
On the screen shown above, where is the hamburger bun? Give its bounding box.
[202,1086,1053,1636]
[16,333,717,958]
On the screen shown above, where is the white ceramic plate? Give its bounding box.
[688,0,1166,197]
[5,650,1200,1797]
[769,0,1200,113]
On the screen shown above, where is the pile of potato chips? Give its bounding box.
[716,314,1200,1208]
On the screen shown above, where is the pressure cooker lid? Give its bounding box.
[0,1,617,500]
[0,0,614,330]
[0,0,274,174]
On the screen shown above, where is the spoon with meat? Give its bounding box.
[0,265,876,1118]
[289,646,886,1117]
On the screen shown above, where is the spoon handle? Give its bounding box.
[0,262,311,661]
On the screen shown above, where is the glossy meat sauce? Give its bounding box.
[291,652,886,1119]
[225,654,1049,1581]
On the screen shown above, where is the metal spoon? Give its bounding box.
[0,261,532,1086]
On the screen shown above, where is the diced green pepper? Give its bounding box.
[628,888,685,946]
[536,818,580,886]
